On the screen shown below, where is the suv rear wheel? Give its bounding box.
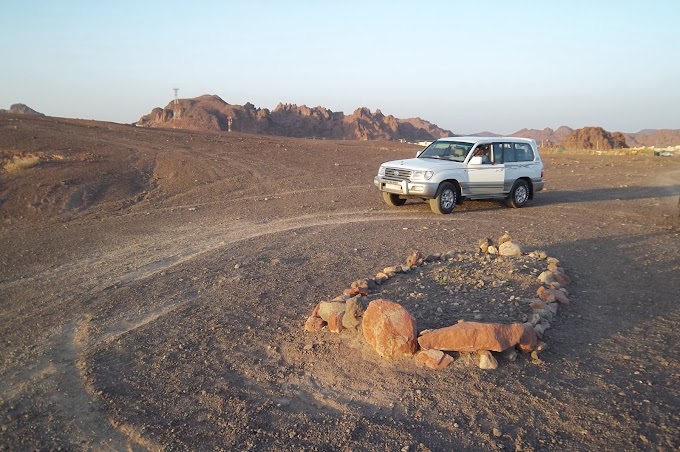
[429,182,457,214]
[506,179,530,208]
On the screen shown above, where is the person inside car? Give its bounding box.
[474,145,491,163]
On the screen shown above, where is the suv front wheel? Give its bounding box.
[383,191,406,207]
[429,182,457,214]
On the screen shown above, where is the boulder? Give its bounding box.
[487,245,498,255]
[342,297,363,330]
[362,299,417,359]
[477,350,498,370]
[407,250,425,267]
[518,323,537,352]
[417,322,525,352]
[498,241,523,257]
[536,286,556,303]
[351,278,377,291]
[539,286,569,304]
[304,316,326,332]
[374,272,389,284]
[498,233,513,245]
[318,302,346,322]
[328,311,344,333]
[415,349,454,370]
[552,271,571,287]
[343,287,368,297]
[529,299,547,310]
[478,238,493,253]
[547,257,560,266]
[538,271,557,285]
[310,302,321,318]
[552,289,570,304]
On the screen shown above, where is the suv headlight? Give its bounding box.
[411,170,434,181]
[378,166,386,176]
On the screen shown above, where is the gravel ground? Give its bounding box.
[1,114,679,451]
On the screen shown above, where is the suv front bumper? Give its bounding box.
[374,176,438,198]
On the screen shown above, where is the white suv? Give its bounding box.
[374,137,544,214]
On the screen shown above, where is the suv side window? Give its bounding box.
[494,143,516,164]
[514,143,535,161]
[492,143,504,164]
[503,144,517,162]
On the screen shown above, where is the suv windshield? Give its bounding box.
[419,141,473,162]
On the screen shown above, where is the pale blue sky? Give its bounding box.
[1,1,678,134]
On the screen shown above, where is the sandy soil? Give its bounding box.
[1,115,679,451]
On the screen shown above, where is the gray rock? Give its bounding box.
[318,302,346,322]
[499,241,523,257]
[342,297,363,330]
[478,350,498,370]
[538,271,557,285]
[478,238,493,253]
[498,233,513,245]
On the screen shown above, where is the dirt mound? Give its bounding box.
[136,95,454,141]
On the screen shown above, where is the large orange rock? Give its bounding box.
[362,299,417,359]
[417,322,525,352]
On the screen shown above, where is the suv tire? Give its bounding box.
[383,192,406,207]
[506,179,530,208]
[429,182,457,214]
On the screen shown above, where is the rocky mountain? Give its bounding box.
[623,129,680,148]
[0,103,44,116]
[561,127,628,150]
[510,126,574,146]
[137,95,454,141]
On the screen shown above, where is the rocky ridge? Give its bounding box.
[136,95,680,147]
[0,103,44,116]
[136,95,454,141]
[305,234,571,370]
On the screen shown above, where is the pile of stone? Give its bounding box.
[304,235,572,370]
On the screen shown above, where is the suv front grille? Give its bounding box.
[384,167,412,180]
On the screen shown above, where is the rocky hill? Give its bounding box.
[0,103,44,116]
[511,126,574,146]
[623,129,680,148]
[561,127,628,150]
[136,95,454,141]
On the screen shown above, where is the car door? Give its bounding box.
[506,143,543,187]
[502,143,521,193]
[465,143,505,195]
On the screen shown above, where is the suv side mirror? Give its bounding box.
[469,156,483,165]
[416,150,424,157]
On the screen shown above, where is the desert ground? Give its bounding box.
[1,115,679,451]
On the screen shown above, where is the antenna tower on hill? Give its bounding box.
[172,88,181,121]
